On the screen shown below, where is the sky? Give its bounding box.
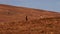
[0,0,60,12]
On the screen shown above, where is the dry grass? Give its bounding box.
[0,4,60,34]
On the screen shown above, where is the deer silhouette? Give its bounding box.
[26,16,28,21]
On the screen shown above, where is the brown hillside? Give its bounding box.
[0,4,60,34]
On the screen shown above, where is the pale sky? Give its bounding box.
[0,0,60,12]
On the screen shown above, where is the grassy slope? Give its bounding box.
[0,4,60,34]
